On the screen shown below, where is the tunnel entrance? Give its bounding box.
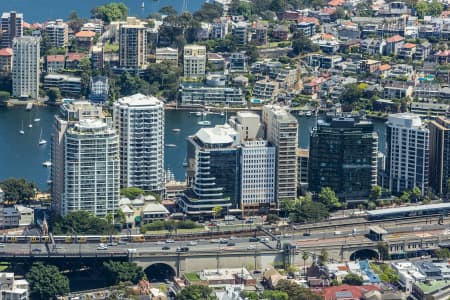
[145,263,176,282]
[350,249,379,261]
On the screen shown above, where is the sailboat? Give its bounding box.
[38,129,47,145]
[198,111,211,126]
[28,115,32,128]
[19,121,24,135]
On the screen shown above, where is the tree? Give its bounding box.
[266,214,280,224]
[318,187,341,210]
[26,263,69,300]
[0,91,9,103]
[409,187,422,203]
[102,261,144,285]
[242,290,289,300]
[193,2,223,22]
[435,248,450,261]
[46,87,61,103]
[275,280,322,300]
[302,252,309,278]
[291,33,319,55]
[91,3,128,23]
[116,209,127,225]
[0,178,37,203]
[319,249,329,265]
[342,273,363,285]
[369,185,382,201]
[120,187,146,200]
[290,200,329,223]
[178,285,217,300]
[376,242,390,261]
[212,206,223,220]
[159,5,178,16]
[52,211,118,235]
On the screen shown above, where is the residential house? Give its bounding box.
[46,55,65,73]
[0,48,13,74]
[385,34,405,56]
[74,30,96,50]
[272,24,289,41]
[360,38,386,56]
[398,43,416,60]
[383,81,413,99]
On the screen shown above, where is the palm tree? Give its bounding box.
[302,251,309,278]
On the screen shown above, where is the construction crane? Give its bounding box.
[292,52,321,90]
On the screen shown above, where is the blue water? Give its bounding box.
[0,106,386,191]
[0,0,205,22]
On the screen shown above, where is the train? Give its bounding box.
[366,203,450,221]
[0,234,147,244]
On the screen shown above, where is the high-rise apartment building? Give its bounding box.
[63,119,120,216]
[230,112,275,213]
[183,44,206,78]
[51,101,110,216]
[262,105,298,202]
[44,19,68,48]
[113,93,164,192]
[1,11,23,48]
[119,17,147,69]
[386,113,429,195]
[308,117,378,200]
[179,125,241,216]
[12,36,40,99]
[429,116,450,195]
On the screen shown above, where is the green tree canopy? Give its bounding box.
[159,5,178,16]
[289,199,329,223]
[47,87,61,103]
[435,248,450,261]
[91,3,128,23]
[275,280,322,300]
[318,187,341,210]
[0,91,9,102]
[120,187,146,200]
[342,273,364,285]
[26,263,69,300]
[0,178,37,203]
[242,290,289,300]
[291,32,319,55]
[178,285,217,300]
[102,261,145,285]
[52,211,118,235]
[369,185,382,201]
[193,2,224,22]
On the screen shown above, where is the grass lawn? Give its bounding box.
[184,272,201,282]
[0,263,9,272]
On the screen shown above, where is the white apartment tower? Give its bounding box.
[12,36,40,99]
[262,105,298,202]
[113,93,165,192]
[1,11,23,48]
[229,112,276,213]
[183,44,206,78]
[63,119,120,216]
[44,19,69,48]
[119,17,147,69]
[386,113,429,195]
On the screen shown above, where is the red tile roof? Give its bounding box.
[403,43,416,49]
[47,55,65,63]
[386,34,405,43]
[378,64,391,71]
[66,52,86,62]
[0,48,13,56]
[321,285,380,300]
[298,16,320,26]
[328,0,345,6]
[75,30,96,38]
[438,50,450,56]
[321,7,337,14]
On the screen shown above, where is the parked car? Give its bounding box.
[162,246,170,250]
[176,247,189,252]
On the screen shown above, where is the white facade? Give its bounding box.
[63,118,120,216]
[240,141,276,209]
[386,113,429,195]
[155,47,178,64]
[113,93,165,192]
[0,273,28,300]
[12,36,40,99]
[183,44,206,78]
[45,19,68,48]
[262,105,298,202]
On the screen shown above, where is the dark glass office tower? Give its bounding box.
[309,117,378,200]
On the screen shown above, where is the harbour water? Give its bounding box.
[0,0,205,22]
[0,106,386,191]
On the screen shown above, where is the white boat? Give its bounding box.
[165,144,177,148]
[25,103,33,111]
[19,121,24,135]
[47,180,52,184]
[38,129,47,145]
[141,1,145,8]
[33,118,40,122]
[28,123,32,128]
[171,128,181,133]
[42,161,52,167]
[198,120,211,126]
[195,111,202,116]
[306,111,312,116]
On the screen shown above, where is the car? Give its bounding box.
[219,238,228,244]
[247,245,256,250]
[302,232,311,236]
[166,239,175,243]
[164,279,172,284]
[260,237,270,243]
[162,246,170,250]
[176,247,189,252]
[249,237,259,242]
[188,241,198,246]
[245,220,254,224]
[0,243,5,248]
[227,242,236,247]
[157,241,166,245]
[32,248,42,253]
[229,236,237,240]
[210,239,220,243]
[97,245,108,250]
